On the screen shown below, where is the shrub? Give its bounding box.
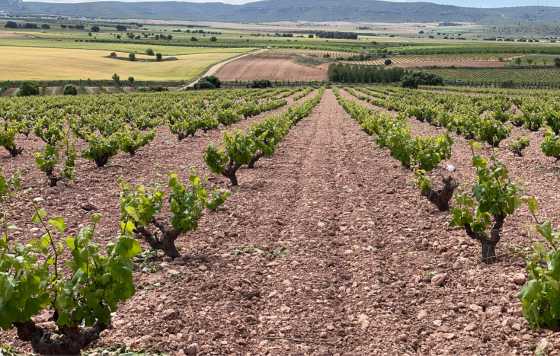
[4,21,18,29]
[63,84,78,96]
[145,48,154,56]
[509,137,530,156]
[128,53,136,61]
[156,53,163,61]
[194,76,221,90]
[120,172,229,258]
[555,57,560,68]
[91,25,100,32]
[249,79,272,88]
[401,72,444,89]
[18,82,39,96]
[128,76,135,84]
[112,73,120,85]
[451,151,521,263]
[109,51,117,58]
[0,206,140,355]
[384,59,393,66]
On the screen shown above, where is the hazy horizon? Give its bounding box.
[20,0,560,7]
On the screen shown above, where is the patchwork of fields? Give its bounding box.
[0,46,251,81]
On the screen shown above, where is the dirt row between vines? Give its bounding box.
[340,88,560,354]
[2,88,557,355]
[0,90,312,351]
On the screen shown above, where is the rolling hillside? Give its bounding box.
[1,0,560,23]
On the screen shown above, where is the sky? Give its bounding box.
[23,0,560,8]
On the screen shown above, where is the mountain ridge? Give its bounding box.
[1,0,560,24]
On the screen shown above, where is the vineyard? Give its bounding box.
[3,83,560,354]
[424,67,560,87]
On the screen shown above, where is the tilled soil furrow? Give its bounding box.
[339,88,551,354]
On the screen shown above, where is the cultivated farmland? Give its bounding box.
[3,83,560,354]
[0,46,251,81]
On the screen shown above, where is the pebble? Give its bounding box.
[186,343,199,356]
[486,305,502,318]
[168,269,181,276]
[417,309,428,320]
[163,308,180,320]
[512,273,526,285]
[469,304,483,313]
[431,273,448,287]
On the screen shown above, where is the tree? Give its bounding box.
[384,59,392,66]
[145,48,154,56]
[191,36,198,41]
[18,82,39,97]
[91,25,100,32]
[554,57,560,68]
[41,24,50,30]
[128,53,136,61]
[63,84,78,96]
[128,76,135,85]
[4,21,18,29]
[112,73,120,85]
[210,36,217,42]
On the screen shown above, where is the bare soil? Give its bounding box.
[2,89,559,355]
[215,54,328,82]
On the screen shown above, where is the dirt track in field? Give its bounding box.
[215,55,329,81]
[2,89,560,355]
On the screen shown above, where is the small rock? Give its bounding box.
[185,343,199,356]
[163,309,180,320]
[433,319,442,327]
[535,338,550,356]
[512,273,526,285]
[464,323,476,332]
[326,323,335,331]
[81,203,98,211]
[486,306,502,318]
[469,304,483,313]
[443,333,455,340]
[198,264,208,271]
[511,323,522,331]
[431,273,448,287]
[357,313,370,330]
[397,334,407,342]
[168,269,181,276]
[417,309,428,320]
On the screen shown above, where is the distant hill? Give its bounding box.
[2,0,560,24]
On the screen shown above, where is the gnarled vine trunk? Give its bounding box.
[422,176,458,211]
[15,320,105,355]
[464,214,505,263]
[223,161,241,186]
[248,152,264,169]
[7,145,23,157]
